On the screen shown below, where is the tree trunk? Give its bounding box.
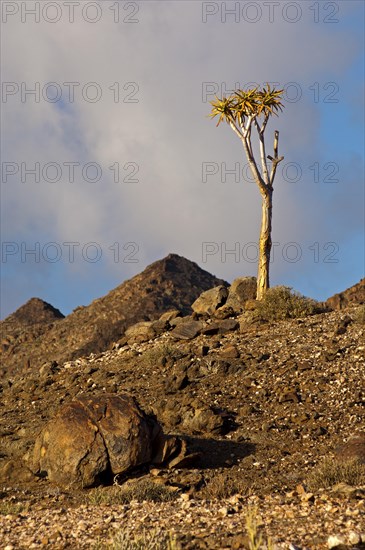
[256,189,272,300]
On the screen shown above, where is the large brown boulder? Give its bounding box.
[124,321,156,344]
[31,394,169,487]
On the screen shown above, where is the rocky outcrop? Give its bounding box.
[326,278,365,310]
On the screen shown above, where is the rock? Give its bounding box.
[278,388,300,403]
[159,310,181,323]
[348,532,361,545]
[196,344,209,356]
[191,286,228,316]
[124,321,156,344]
[238,310,263,329]
[182,407,226,435]
[165,371,189,392]
[151,435,180,465]
[170,319,203,340]
[326,278,365,310]
[201,319,239,336]
[220,345,240,359]
[225,277,257,313]
[327,535,346,549]
[151,319,170,335]
[213,305,235,319]
[335,433,365,464]
[330,482,365,498]
[31,394,173,488]
[0,459,34,484]
[166,439,201,469]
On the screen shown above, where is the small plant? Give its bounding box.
[307,457,365,490]
[141,344,179,367]
[200,472,250,500]
[245,506,274,550]
[254,286,319,321]
[85,479,178,506]
[93,528,180,550]
[0,501,24,515]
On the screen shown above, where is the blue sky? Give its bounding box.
[1,0,364,319]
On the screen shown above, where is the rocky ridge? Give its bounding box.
[325,279,364,311]
[0,254,227,378]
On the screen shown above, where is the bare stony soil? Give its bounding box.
[1,300,364,549]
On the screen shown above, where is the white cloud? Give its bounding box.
[1,0,364,317]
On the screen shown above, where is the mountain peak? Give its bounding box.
[6,297,64,327]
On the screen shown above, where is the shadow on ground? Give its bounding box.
[181,435,255,469]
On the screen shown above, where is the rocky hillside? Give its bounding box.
[0,279,364,548]
[0,254,227,378]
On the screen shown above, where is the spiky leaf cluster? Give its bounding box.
[210,84,284,126]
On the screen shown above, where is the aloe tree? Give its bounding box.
[209,85,285,300]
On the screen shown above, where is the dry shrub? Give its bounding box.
[307,457,365,490]
[199,471,250,500]
[86,478,178,506]
[255,286,320,321]
[141,344,179,367]
[245,505,274,550]
[93,528,180,550]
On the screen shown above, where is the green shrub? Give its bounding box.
[307,457,365,490]
[255,286,319,321]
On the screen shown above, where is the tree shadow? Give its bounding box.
[180,435,256,469]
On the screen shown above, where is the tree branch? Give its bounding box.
[229,120,244,140]
[241,136,267,195]
[260,113,269,135]
[254,118,270,186]
[267,130,284,186]
[243,116,254,157]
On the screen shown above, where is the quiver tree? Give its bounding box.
[209,85,285,300]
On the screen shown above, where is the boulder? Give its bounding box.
[124,321,156,344]
[201,319,239,336]
[159,310,181,323]
[0,459,34,484]
[182,407,227,435]
[31,394,172,487]
[170,319,203,340]
[225,277,257,313]
[191,286,228,316]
